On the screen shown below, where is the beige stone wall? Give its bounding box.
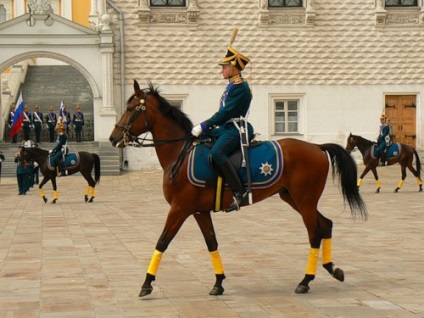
[107,0,424,86]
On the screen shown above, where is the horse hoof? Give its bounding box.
[85,195,88,202]
[139,287,153,297]
[375,188,380,193]
[209,286,224,296]
[294,284,310,294]
[43,197,47,203]
[89,197,94,203]
[419,188,423,192]
[333,268,344,282]
[51,199,57,204]
[394,188,399,193]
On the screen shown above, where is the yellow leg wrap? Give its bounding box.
[53,191,59,200]
[306,248,320,275]
[210,250,225,275]
[397,180,404,189]
[322,238,332,264]
[357,178,362,187]
[84,186,91,196]
[376,180,382,188]
[417,177,422,186]
[39,189,45,197]
[147,249,163,276]
[91,188,96,197]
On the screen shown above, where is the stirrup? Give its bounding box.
[225,192,248,213]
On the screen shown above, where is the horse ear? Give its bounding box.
[134,80,141,94]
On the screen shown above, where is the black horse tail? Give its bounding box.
[320,143,368,220]
[413,148,421,179]
[93,153,101,184]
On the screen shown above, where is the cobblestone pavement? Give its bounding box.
[0,164,423,318]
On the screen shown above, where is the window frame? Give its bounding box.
[268,0,303,8]
[150,0,187,7]
[385,0,418,7]
[269,93,305,136]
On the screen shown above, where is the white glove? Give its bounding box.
[191,124,203,137]
[49,150,53,154]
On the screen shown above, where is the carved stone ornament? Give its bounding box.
[2,77,10,93]
[28,0,53,15]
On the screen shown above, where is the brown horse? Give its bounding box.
[109,80,367,297]
[345,133,422,193]
[20,146,101,203]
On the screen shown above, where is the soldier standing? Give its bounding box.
[8,103,17,143]
[22,105,32,141]
[46,106,57,142]
[72,104,84,142]
[32,104,44,143]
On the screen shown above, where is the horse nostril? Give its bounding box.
[109,136,113,142]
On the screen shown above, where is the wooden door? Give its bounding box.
[384,95,416,148]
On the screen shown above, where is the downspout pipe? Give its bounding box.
[106,0,128,170]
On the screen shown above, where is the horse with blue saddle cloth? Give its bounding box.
[346,133,422,193]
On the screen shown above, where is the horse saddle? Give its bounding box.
[371,143,402,159]
[187,140,284,189]
[48,152,80,170]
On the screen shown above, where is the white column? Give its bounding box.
[15,0,26,16]
[97,14,116,141]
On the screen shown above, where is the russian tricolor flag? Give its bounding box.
[10,92,24,138]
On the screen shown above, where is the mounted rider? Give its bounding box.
[50,122,68,176]
[376,114,391,166]
[191,28,254,212]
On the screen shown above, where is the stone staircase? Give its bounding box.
[0,141,120,179]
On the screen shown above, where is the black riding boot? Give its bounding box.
[379,150,387,166]
[55,159,66,177]
[219,160,247,212]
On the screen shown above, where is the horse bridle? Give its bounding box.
[114,90,195,148]
[115,92,149,146]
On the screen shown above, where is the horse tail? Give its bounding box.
[413,148,422,179]
[320,143,368,220]
[93,153,101,184]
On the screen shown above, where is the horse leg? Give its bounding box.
[192,212,225,296]
[84,186,91,202]
[139,208,191,297]
[318,213,344,282]
[83,172,96,203]
[405,162,423,192]
[370,167,382,193]
[38,177,49,203]
[279,191,322,294]
[51,178,58,204]
[394,165,407,193]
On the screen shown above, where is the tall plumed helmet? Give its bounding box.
[380,114,387,120]
[56,122,65,130]
[218,27,250,71]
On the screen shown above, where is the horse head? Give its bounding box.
[345,133,358,153]
[110,79,193,148]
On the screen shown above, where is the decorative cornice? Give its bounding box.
[137,0,199,30]
[259,0,314,27]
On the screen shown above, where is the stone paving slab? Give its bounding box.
[0,165,423,317]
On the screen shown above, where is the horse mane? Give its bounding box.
[24,147,49,157]
[352,134,373,146]
[146,82,194,133]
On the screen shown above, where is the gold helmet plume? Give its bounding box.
[219,27,250,71]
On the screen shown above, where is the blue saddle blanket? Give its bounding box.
[371,143,402,159]
[188,141,283,188]
[48,152,80,170]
